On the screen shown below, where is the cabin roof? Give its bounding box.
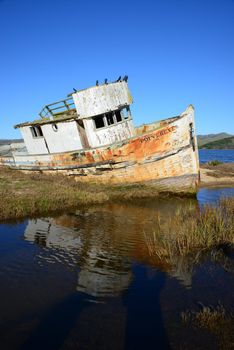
[14,109,78,129]
[68,80,127,95]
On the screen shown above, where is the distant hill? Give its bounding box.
[0,139,23,145]
[197,133,233,147]
[200,136,234,150]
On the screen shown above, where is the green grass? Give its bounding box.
[207,160,223,166]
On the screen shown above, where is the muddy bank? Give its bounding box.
[200,163,234,187]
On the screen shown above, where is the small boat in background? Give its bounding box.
[0,78,199,193]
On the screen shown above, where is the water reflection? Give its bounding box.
[24,214,133,298]
[23,199,198,295]
[1,191,234,349]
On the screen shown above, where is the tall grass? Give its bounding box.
[181,302,232,330]
[181,303,234,349]
[145,198,234,260]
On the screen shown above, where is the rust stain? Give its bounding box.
[28,124,180,171]
[2,115,199,192]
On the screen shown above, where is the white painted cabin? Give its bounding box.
[15,80,135,155]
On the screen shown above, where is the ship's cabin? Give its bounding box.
[14,79,135,155]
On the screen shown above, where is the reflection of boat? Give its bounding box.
[24,202,200,289]
[25,201,212,293]
[76,252,132,298]
[24,217,132,298]
[25,200,234,294]
[0,79,199,193]
[24,218,83,251]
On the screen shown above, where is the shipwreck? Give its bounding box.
[0,77,200,193]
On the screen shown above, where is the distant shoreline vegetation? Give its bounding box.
[0,139,23,145]
[199,136,234,150]
[197,133,234,150]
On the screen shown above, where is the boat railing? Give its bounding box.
[39,97,75,119]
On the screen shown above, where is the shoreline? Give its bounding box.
[0,166,193,223]
[199,163,234,187]
[0,163,233,222]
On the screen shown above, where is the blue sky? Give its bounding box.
[0,0,233,139]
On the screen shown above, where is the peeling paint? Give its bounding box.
[0,106,200,193]
[0,79,200,194]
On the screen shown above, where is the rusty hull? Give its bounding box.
[0,108,200,193]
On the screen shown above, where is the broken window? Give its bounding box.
[106,112,114,125]
[115,110,122,123]
[30,125,43,138]
[94,115,105,129]
[122,108,129,120]
[93,108,130,130]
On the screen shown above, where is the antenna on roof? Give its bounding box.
[96,80,99,86]
[104,78,108,84]
[116,76,121,82]
[123,75,128,82]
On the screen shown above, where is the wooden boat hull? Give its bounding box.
[0,106,200,193]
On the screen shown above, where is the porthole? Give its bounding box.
[52,124,58,132]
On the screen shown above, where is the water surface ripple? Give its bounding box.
[0,188,234,349]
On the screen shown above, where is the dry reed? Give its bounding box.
[145,198,234,260]
[181,303,234,349]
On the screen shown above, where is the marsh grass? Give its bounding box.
[145,198,234,261]
[181,302,230,329]
[0,167,164,221]
[181,303,234,349]
[0,167,108,221]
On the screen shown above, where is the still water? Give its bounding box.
[199,149,234,163]
[0,188,234,349]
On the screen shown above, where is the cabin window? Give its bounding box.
[30,125,43,138]
[93,108,129,130]
[115,110,122,123]
[94,115,105,129]
[106,112,114,125]
[122,108,129,120]
[52,124,58,132]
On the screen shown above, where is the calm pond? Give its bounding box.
[0,187,234,349]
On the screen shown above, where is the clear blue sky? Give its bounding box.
[0,0,233,139]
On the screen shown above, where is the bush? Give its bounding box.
[207,160,223,166]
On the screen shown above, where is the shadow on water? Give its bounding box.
[22,267,171,350]
[0,189,234,349]
[21,293,87,350]
[123,265,170,349]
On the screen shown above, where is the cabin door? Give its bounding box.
[77,120,90,149]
